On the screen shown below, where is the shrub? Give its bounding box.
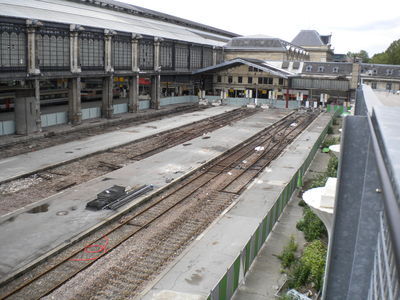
[321,137,339,149]
[326,156,338,178]
[327,125,334,134]
[278,236,298,268]
[300,240,327,291]
[307,174,327,189]
[288,240,327,292]
[288,260,310,289]
[333,117,339,125]
[298,199,306,207]
[296,206,327,242]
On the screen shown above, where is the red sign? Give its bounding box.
[139,78,151,85]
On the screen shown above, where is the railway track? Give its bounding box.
[0,104,204,160]
[0,111,318,299]
[0,107,257,215]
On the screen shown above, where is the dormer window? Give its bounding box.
[333,67,339,73]
[386,69,393,75]
[373,69,377,75]
[318,66,324,72]
[306,65,312,72]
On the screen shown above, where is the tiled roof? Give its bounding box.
[301,62,353,75]
[292,30,326,47]
[360,63,400,78]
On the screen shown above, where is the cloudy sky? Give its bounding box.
[117,0,400,57]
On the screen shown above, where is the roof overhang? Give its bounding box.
[192,58,294,79]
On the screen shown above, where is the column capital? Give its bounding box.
[131,33,142,41]
[26,19,42,30]
[104,29,117,38]
[69,24,85,32]
[154,36,163,44]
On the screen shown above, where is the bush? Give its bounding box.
[308,174,327,189]
[333,117,339,125]
[300,240,327,291]
[321,137,339,149]
[296,206,327,242]
[288,240,327,292]
[327,125,334,134]
[288,260,311,289]
[298,199,306,207]
[326,156,338,177]
[278,236,298,268]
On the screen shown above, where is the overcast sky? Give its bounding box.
[117,0,400,57]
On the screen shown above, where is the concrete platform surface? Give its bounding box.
[231,130,333,300]
[141,113,332,300]
[231,196,305,300]
[0,106,238,184]
[0,109,289,282]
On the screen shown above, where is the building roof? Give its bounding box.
[224,35,307,54]
[96,0,239,38]
[0,0,236,46]
[267,61,304,74]
[292,30,330,47]
[301,62,353,76]
[360,63,400,78]
[192,58,294,78]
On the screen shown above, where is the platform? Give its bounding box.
[140,112,332,300]
[0,106,238,184]
[0,108,289,283]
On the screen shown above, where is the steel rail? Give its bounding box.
[0,111,314,299]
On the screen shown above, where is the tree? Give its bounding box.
[346,50,370,63]
[370,39,400,65]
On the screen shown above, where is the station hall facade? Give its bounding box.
[0,0,400,136]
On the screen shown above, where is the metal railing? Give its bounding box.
[366,106,400,299]
[368,213,399,300]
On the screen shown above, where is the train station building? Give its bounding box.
[1,0,400,136]
[0,2,399,299]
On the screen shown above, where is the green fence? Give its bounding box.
[208,112,335,300]
[326,104,349,114]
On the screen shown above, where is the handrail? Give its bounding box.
[367,110,400,285]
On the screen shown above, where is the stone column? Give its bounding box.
[26,20,41,75]
[150,74,161,109]
[104,29,115,73]
[131,33,142,72]
[102,75,114,118]
[128,74,139,112]
[32,79,41,131]
[68,77,82,124]
[212,46,217,66]
[154,37,162,72]
[69,24,83,73]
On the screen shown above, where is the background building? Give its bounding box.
[292,30,334,62]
